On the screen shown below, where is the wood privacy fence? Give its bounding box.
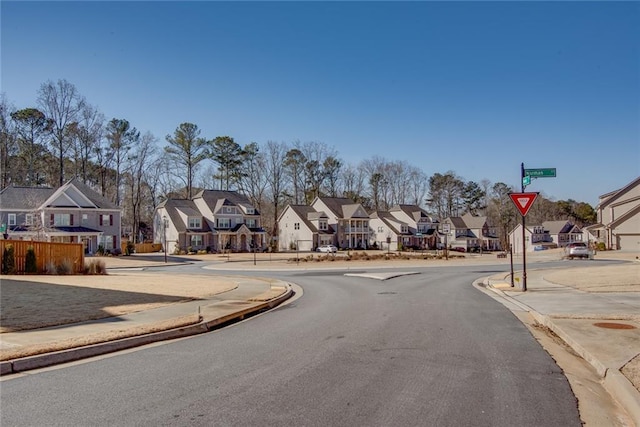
[0,240,85,274]
[120,241,163,254]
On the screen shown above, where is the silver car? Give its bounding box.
[565,242,589,259]
[317,245,338,253]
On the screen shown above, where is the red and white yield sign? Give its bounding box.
[509,192,539,217]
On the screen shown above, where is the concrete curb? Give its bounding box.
[1,284,293,375]
[481,277,640,426]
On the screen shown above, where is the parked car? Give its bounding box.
[564,242,589,259]
[317,245,337,253]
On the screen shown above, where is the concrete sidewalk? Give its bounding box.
[0,275,293,375]
[483,266,640,425]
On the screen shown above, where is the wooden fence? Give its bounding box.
[0,240,85,274]
[121,240,163,254]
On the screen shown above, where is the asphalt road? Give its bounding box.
[1,266,581,426]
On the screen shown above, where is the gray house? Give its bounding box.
[155,190,265,253]
[0,178,122,254]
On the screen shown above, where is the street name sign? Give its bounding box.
[524,168,556,178]
[522,175,531,187]
[509,192,539,217]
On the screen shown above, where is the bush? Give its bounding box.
[112,248,122,256]
[25,245,37,273]
[45,261,57,275]
[596,242,606,251]
[84,259,107,275]
[56,258,74,275]
[125,240,135,256]
[96,244,105,256]
[1,244,16,274]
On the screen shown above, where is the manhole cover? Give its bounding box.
[593,322,636,330]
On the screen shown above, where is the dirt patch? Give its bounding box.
[544,264,640,292]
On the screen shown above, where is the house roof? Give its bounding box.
[461,213,487,229]
[543,220,580,234]
[390,204,434,222]
[371,211,410,235]
[597,176,640,209]
[0,178,118,211]
[160,199,210,233]
[196,190,259,215]
[315,197,368,219]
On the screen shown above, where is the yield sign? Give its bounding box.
[509,192,539,217]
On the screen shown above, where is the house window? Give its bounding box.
[377,226,384,233]
[82,214,89,225]
[25,214,33,226]
[294,223,300,230]
[401,225,408,233]
[100,214,113,226]
[246,207,255,215]
[8,214,16,226]
[225,207,234,214]
[319,221,327,230]
[218,218,230,228]
[54,214,71,226]
[190,235,203,247]
[188,217,201,229]
[246,219,257,228]
[99,235,114,250]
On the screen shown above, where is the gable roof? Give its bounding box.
[283,205,334,234]
[371,211,410,235]
[0,178,118,211]
[597,176,640,209]
[543,220,580,234]
[316,197,369,219]
[196,190,259,215]
[461,213,488,229]
[390,204,434,222]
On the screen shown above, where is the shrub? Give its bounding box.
[1,244,16,274]
[112,248,122,256]
[96,244,105,256]
[173,246,182,255]
[596,242,606,251]
[25,245,37,273]
[45,261,57,275]
[125,240,135,256]
[56,258,75,275]
[84,259,107,275]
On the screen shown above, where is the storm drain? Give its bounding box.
[377,292,397,295]
[593,322,636,330]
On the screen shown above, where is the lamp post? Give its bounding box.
[163,215,168,263]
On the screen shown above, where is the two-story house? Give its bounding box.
[388,204,439,249]
[277,205,334,251]
[0,178,122,254]
[369,210,411,251]
[440,213,500,252]
[154,190,265,253]
[311,197,371,250]
[587,176,640,250]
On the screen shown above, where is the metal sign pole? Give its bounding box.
[520,163,527,291]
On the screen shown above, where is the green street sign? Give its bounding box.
[0,224,5,232]
[522,175,531,186]
[525,168,556,178]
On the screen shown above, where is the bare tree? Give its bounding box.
[105,118,139,206]
[264,140,288,249]
[37,79,85,186]
[69,103,104,184]
[283,147,305,204]
[237,142,268,213]
[125,132,157,243]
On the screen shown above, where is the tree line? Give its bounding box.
[0,79,596,248]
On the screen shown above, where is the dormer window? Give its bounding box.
[246,207,255,215]
[319,221,327,230]
[188,217,202,229]
[401,225,408,233]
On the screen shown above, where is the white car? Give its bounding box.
[317,245,337,253]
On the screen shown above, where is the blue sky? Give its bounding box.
[2,1,639,206]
